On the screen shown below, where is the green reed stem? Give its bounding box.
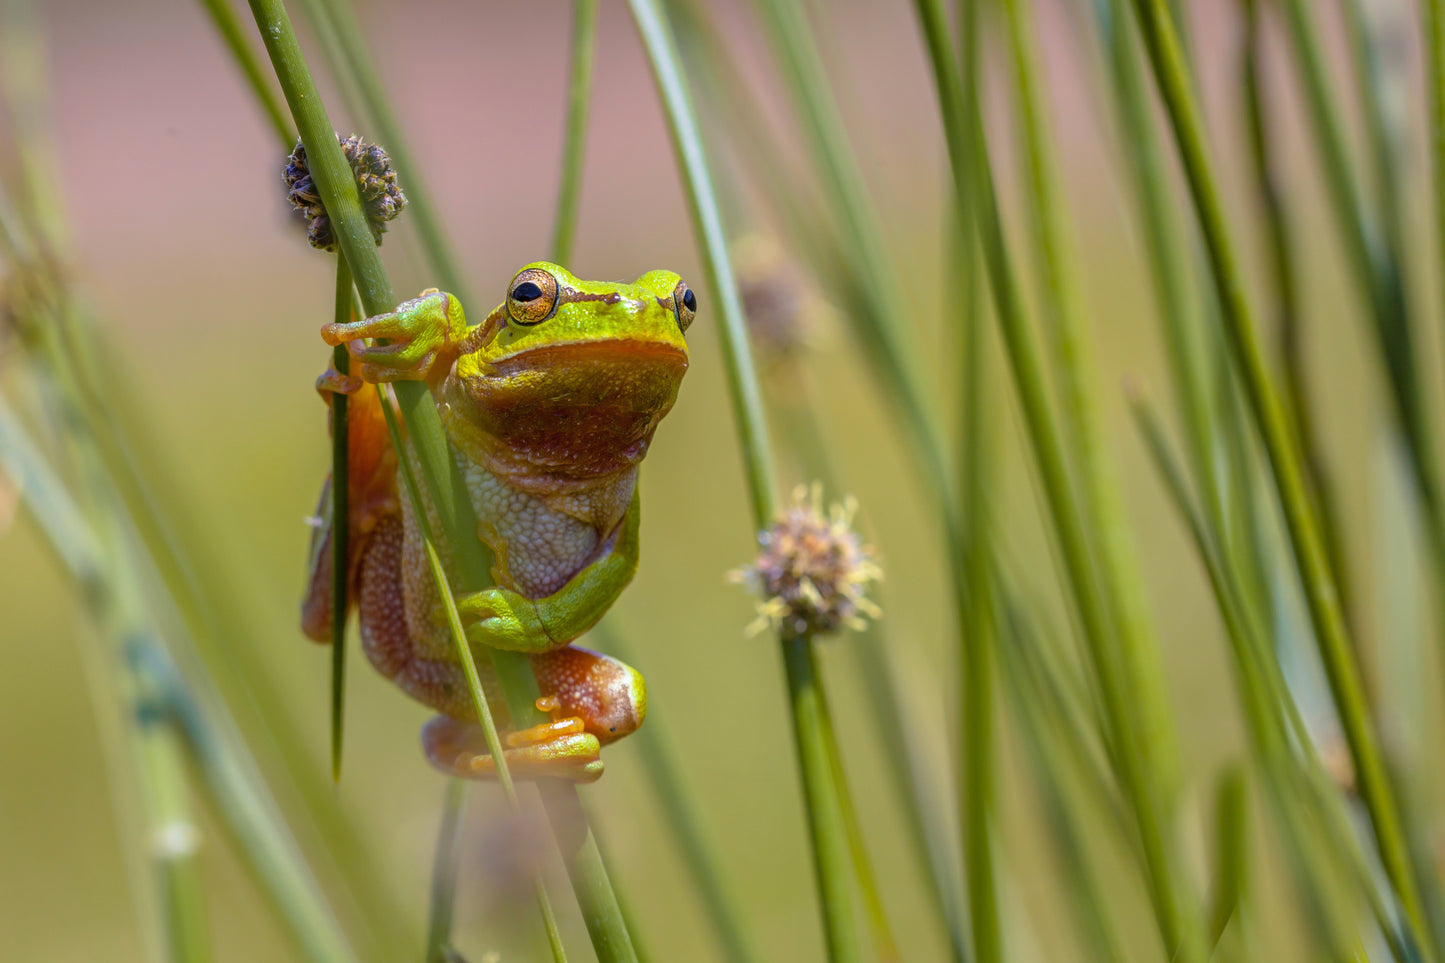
[746,0,949,513]
[0,17,415,952]
[424,780,470,963]
[1208,765,1249,947]
[626,0,774,525]
[0,233,366,963]
[814,658,901,962]
[0,398,353,962]
[198,0,293,145]
[551,0,598,266]
[999,0,1179,798]
[1339,0,1407,320]
[1275,0,1445,576]
[245,2,629,958]
[1124,0,1431,950]
[1089,0,1222,524]
[1432,0,1445,407]
[305,0,472,303]
[915,0,1202,957]
[0,411,212,963]
[1129,388,1411,963]
[374,386,568,963]
[996,605,1127,962]
[593,622,761,963]
[953,3,1002,959]
[1239,0,1353,638]
[329,253,351,782]
[627,3,875,958]
[772,399,968,962]
[782,633,863,963]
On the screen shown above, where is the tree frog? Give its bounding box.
[301,262,694,782]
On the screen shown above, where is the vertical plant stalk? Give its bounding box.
[783,633,863,963]
[771,397,967,961]
[999,0,1179,796]
[130,647,214,963]
[1275,0,1445,577]
[1207,764,1249,946]
[815,659,901,961]
[0,406,213,963]
[329,253,351,781]
[0,203,361,963]
[1123,0,1431,950]
[305,0,472,303]
[197,0,294,145]
[913,0,1203,958]
[954,2,1001,959]
[244,1,628,958]
[593,624,761,963]
[376,382,569,963]
[996,606,1127,962]
[1432,0,1445,412]
[1128,387,1413,963]
[627,2,875,959]
[627,0,775,525]
[1238,0,1353,640]
[745,0,950,512]
[1089,0,1221,525]
[550,0,598,267]
[424,780,470,963]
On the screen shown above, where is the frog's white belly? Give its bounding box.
[466,464,634,598]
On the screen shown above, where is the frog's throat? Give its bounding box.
[441,348,685,497]
[438,394,674,498]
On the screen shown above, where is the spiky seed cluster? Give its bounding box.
[732,234,818,361]
[284,134,407,251]
[731,484,882,637]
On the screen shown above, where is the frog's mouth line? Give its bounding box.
[490,340,689,375]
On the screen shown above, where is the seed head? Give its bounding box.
[284,134,407,251]
[732,234,821,362]
[730,484,882,637]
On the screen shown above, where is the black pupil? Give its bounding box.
[681,288,697,312]
[513,281,543,302]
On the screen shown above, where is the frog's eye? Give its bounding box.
[506,268,560,325]
[672,280,696,332]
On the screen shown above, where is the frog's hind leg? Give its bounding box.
[422,714,604,783]
[531,645,647,745]
[418,646,645,783]
[300,380,399,643]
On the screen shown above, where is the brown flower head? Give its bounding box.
[285,134,407,251]
[731,484,882,637]
[732,234,822,363]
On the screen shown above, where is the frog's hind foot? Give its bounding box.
[422,712,604,784]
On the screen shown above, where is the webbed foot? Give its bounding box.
[321,288,468,385]
[422,701,604,783]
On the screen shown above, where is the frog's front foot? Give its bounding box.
[438,586,556,652]
[422,708,604,783]
[321,288,468,385]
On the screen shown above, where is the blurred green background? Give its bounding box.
[1,0,1436,960]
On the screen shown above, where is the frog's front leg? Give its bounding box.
[453,492,641,653]
[321,289,470,386]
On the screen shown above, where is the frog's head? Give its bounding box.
[458,262,693,480]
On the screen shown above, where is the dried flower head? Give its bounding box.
[732,234,822,362]
[284,134,407,251]
[730,483,882,637]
